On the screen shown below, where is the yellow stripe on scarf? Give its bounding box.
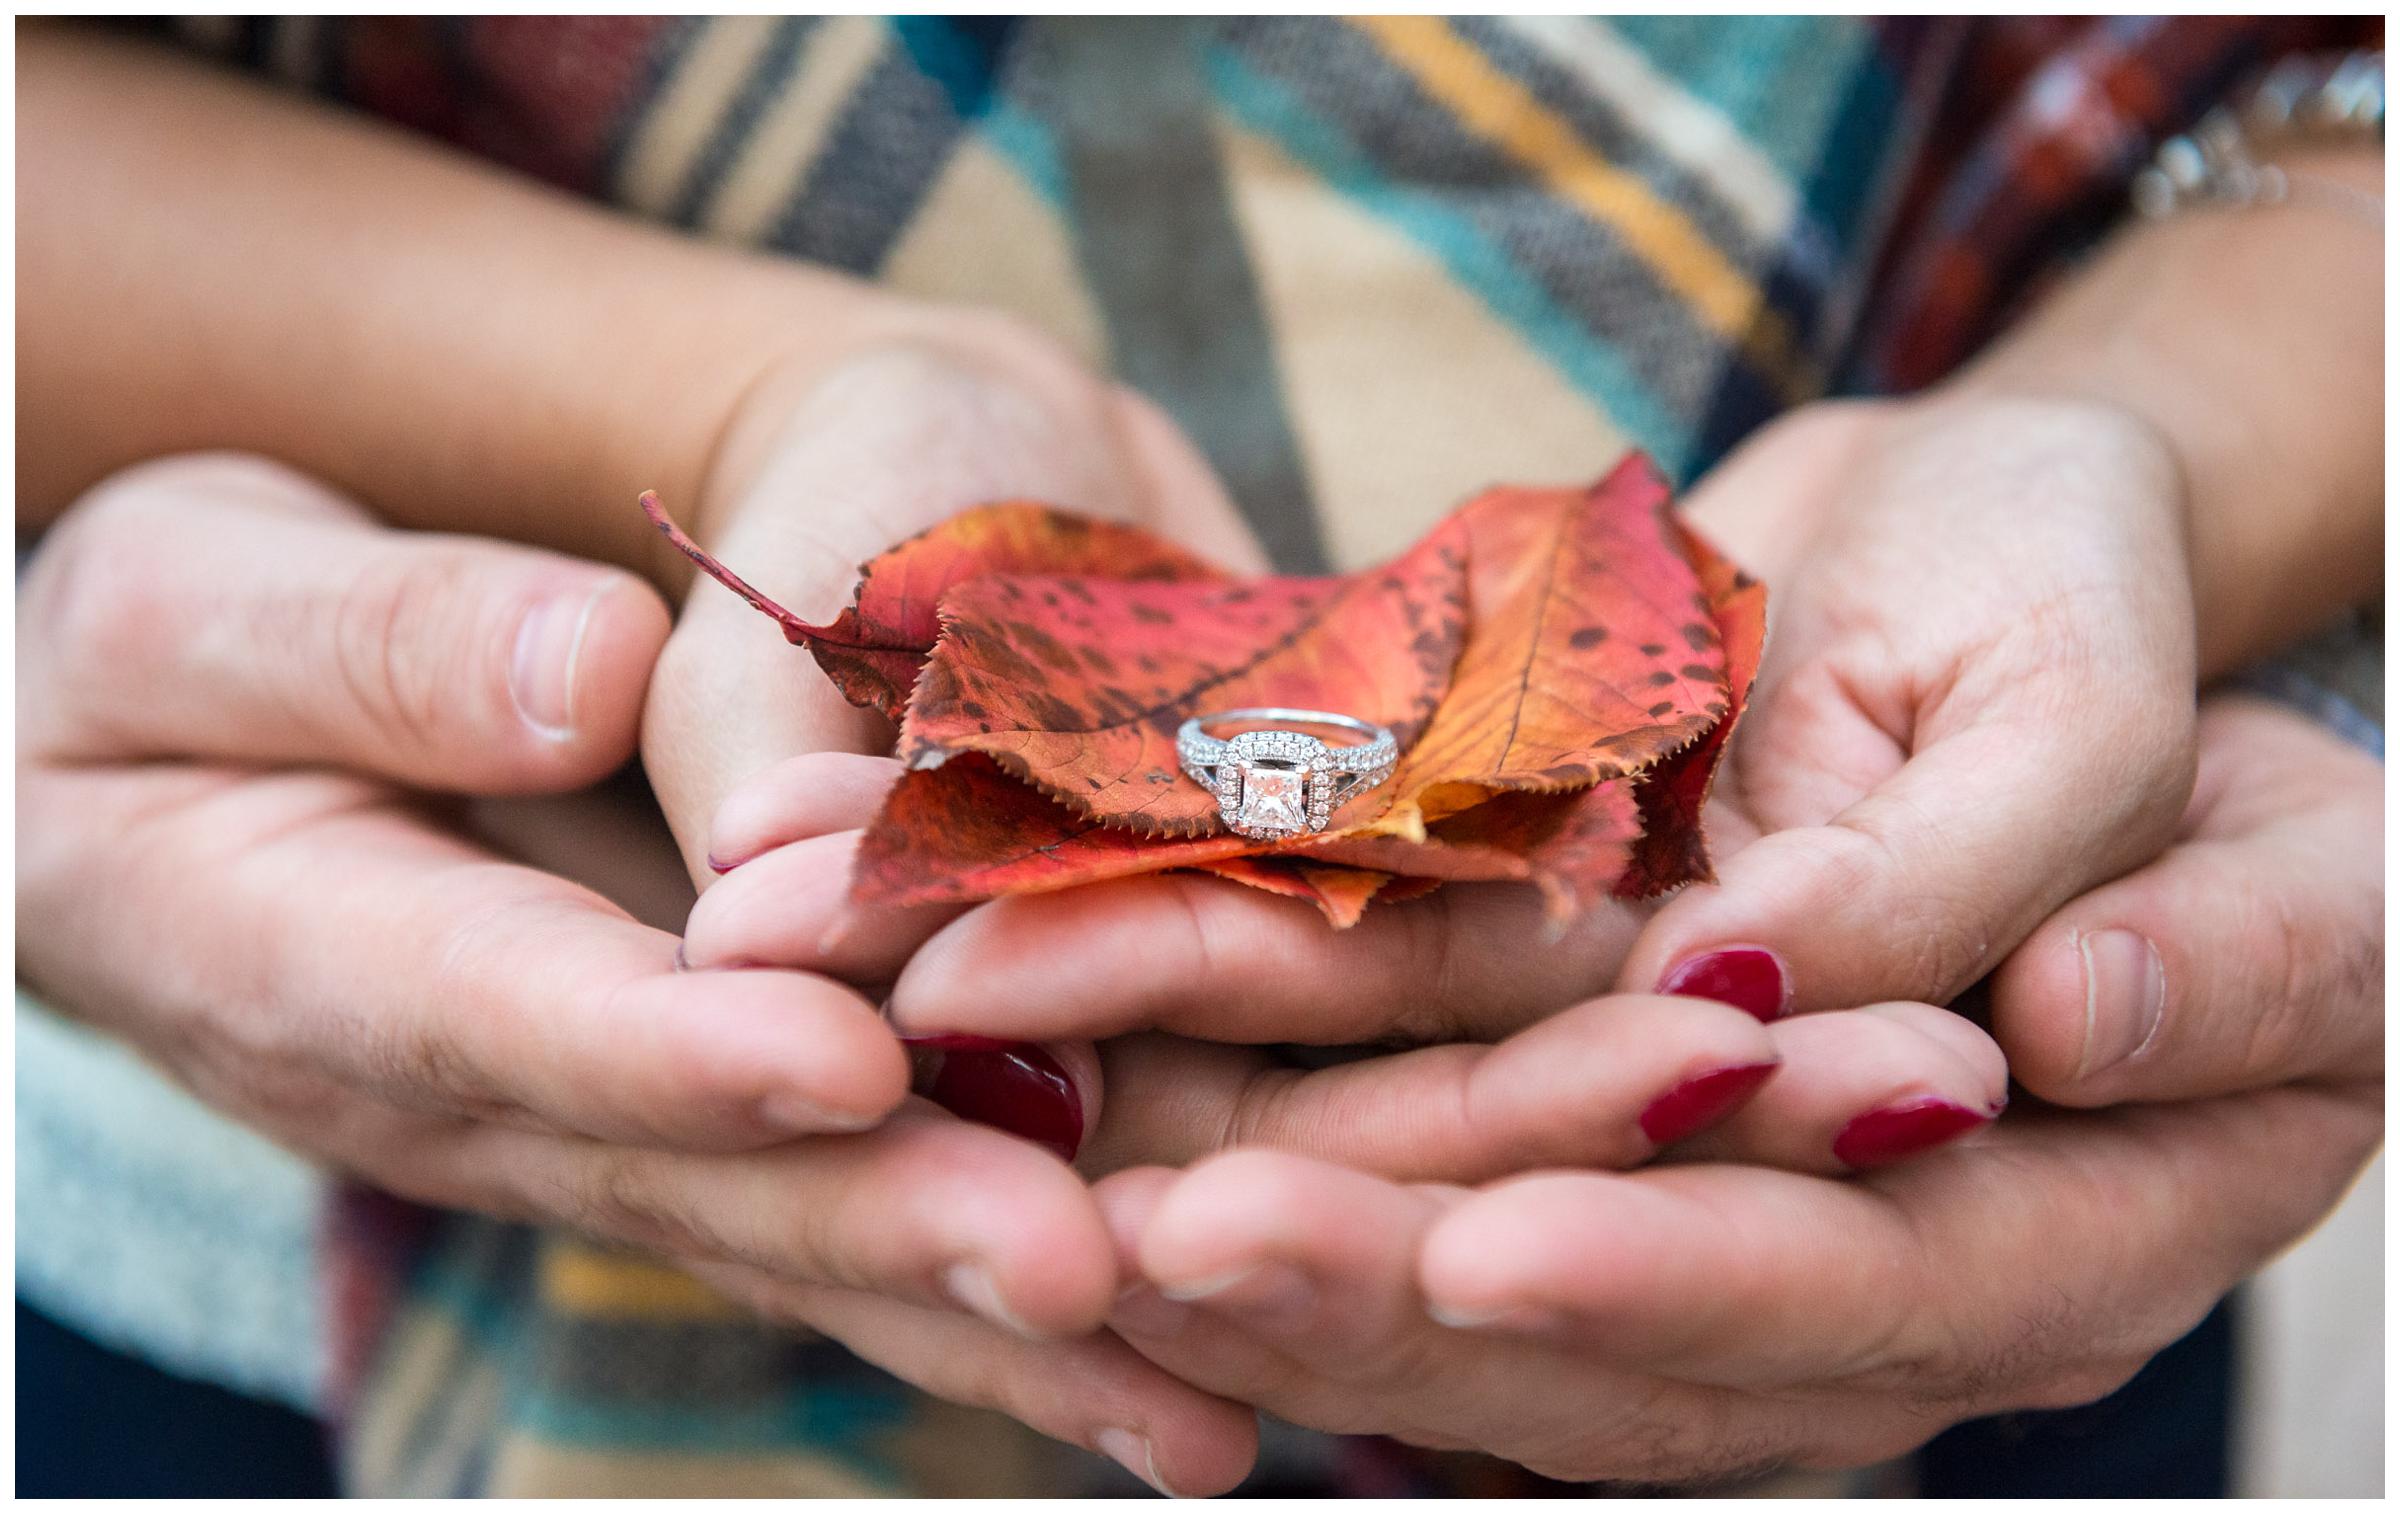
[1355,15,1816,404]
[539,1241,749,1322]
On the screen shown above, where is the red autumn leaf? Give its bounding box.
[1187,855,1392,930]
[1616,520,1768,896]
[654,452,1763,928]
[642,493,1222,721]
[896,530,1471,836]
[856,754,1257,907]
[1361,456,1727,838]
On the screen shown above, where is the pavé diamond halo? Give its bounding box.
[1176,708,1399,840]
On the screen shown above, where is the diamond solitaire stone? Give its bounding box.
[1237,765,1309,835]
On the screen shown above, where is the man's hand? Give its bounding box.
[1086,695,2380,1481]
[14,456,1258,1495]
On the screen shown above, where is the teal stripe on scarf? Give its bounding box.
[1608,17,1875,189]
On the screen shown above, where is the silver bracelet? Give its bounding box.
[2132,49,2384,229]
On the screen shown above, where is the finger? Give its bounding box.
[1669,1003,2005,1173]
[19,453,668,792]
[16,763,908,1150]
[1083,994,1780,1182]
[684,830,966,985]
[1621,676,2197,1019]
[454,1106,1122,1340]
[1136,1151,1457,1375]
[685,1260,1259,1498]
[1101,1166,1854,1482]
[704,751,905,872]
[1992,695,2383,1104]
[888,873,1638,1046]
[1419,1081,2379,1398]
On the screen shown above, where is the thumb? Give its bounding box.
[1990,695,2383,1104]
[21,453,669,792]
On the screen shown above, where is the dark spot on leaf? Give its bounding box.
[1647,701,1674,717]
[1648,671,1675,687]
[1682,622,1717,650]
[1640,643,1667,657]
[1680,663,1714,680]
[1568,626,1608,649]
[1130,604,1173,625]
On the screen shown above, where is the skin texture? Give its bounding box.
[14,22,2383,1491]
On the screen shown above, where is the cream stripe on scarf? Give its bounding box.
[881,136,1110,365]
[702,15,888,246]
[615,15,781,218]
[489,1442,890,1499]
[1354,15,1812,403]
[1494,15,1798,243]
[1213,118,1627,570]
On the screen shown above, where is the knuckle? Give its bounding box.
[1815,822,1997,995]
[569,1148,713,1258]
[322,551,479,757]
[2228,868,2374,1083]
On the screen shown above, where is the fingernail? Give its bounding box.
[1833,1098,1991,1170]
[1657,946,1790,1022]
[671,942,690,973]
[941,1261,1042,1340]
[2075,928,2167,1078]
[917,1040,1084,1161]
[1638,1060,1778,1146]
[1161,1261,1315,1334]
[1427,1300,1563,1334]
[1096,1427,1177,1497]
[705,851,746,876]
[509,581,609,741]
[1111,1282,1193,1339]
[758,1091,876,1135]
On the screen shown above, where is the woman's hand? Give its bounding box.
[1613,389,2200,1017]
[796,389,2200,1176]
[13,456,1259,1496]
[1092,694,2381,1483]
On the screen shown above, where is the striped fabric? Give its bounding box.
[64,13,2354,1496]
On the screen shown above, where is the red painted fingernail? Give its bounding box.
[1638,1061,1778,1146]
[912,1038,1083,1161]
[1833,1098,1991,1169]
[1657,946,1790,1022]
[705,852,742,875]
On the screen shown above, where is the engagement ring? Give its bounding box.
[1176,708,1398,840]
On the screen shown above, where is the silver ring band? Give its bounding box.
[1176,708,1398,839]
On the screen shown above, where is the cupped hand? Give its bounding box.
[1091,693,2380,1483]
[693,751,2006,1181]
[787,389,2205,1179]
[13,456,1257,1495]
